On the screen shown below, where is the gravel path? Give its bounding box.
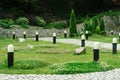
[0,68,120,80]
[1,37,120,80]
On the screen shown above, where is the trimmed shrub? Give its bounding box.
[16,17,29,28]
[69,9,77,37]
[35,16,46,27]
[16,17,29,25]
[0,19,14,29]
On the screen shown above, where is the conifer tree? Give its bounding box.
[69,9,77,37]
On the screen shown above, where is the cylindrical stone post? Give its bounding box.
[64,30,67,38]
[112,38,117,54]
[53,33,56,44]
[93,42,99,62]
[13,32,15,40]
[8,44,14,68]
[23,31,26,39]
[85,31,89,40]
[35,31,39,41]
[81,35,85,47]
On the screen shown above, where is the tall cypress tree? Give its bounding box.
[69,9,77,37]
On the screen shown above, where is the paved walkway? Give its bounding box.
[1,37,120,80]
[40,37,120,50]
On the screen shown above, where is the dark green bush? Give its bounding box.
[16,17,29,25]
[84,15,106,35]
[0,19,14,29]
[95,26,100,34]
[16,17,29,28]
[35,16,46,27]
[69,9,77,37]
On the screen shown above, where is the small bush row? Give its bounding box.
[0,16,67,29]
[0,17,30,29]
[0,16,46,29]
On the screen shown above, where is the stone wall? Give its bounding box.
[103,16,120,35]
[0,28,68,38]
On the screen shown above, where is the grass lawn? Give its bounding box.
[88,34,119,43]
[60,34,120,43]
[0,38,120,74]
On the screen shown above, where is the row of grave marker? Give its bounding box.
[12,30,120,41]
[12,30,67,41]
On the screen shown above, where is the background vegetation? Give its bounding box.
[0,0,119,23]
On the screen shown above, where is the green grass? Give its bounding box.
[60,34,119,43]
[88,34,119,43]
[50,61,111,74]
[0,38,120,74]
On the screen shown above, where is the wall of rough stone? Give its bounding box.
[103,16,120,35]
[0,28,68,38]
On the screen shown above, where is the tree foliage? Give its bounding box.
[84,16,106,35]
[84,16,92,32]
[91,16,99,33]
[69,9,77,37]
[0,0,118,21]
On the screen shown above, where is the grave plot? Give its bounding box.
[0,38,119,74]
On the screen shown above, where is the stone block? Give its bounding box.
[74,47,86,55]
[27,44,34,49]
[19,38,25,42]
